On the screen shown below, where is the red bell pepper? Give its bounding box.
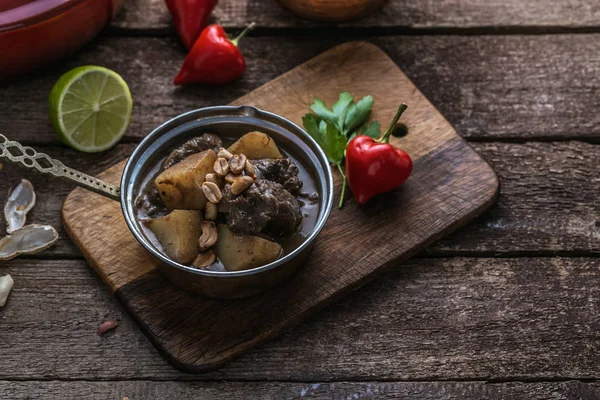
[345,104,413,204]
[174,22,255,85]
[165,0,218,50]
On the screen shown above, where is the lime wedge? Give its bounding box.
[49,66,133,153]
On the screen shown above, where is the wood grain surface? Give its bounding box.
[112,0,600,31]
[2,142,596,258]
[4,34,600,144]
[1,0,599,396]
[2,380,600,399]
[61,42,498,371]
[2,257,600,381]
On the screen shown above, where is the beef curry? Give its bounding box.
[135,131,319,272]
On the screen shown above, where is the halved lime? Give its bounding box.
[49,66,133,153]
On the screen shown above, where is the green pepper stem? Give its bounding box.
[336,163,347,209]
[230,22,256,47]
[376,103,408,144]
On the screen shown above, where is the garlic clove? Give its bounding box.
[0,274,14,307]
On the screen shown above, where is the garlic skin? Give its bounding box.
[4,179,36,234]
[0,225,59,261]
[0,274,14,307]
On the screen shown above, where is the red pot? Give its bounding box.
[0,1,35,13]
[0,0,125,79]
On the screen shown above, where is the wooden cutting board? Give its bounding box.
[62,42,499,372]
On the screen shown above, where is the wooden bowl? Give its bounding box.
[0,0,125,80]
[276,0,385,22]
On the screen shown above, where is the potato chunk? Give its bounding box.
[144,210,203,264]
[215,224,282,271]
[228,131,283,160]
[155,150,217,210]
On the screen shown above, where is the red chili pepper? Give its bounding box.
[164,0,218,50]
[345,104,413,204]
[173,22,255,85]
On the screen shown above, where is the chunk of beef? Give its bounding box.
[135,185,164,217]
[218,183,233,213]
[250,158,303,195]
[227,179,302,236]
[163,133,222,169]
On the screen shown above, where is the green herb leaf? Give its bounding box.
[309,98,337,127]
[309,93,374,138]
[332,92,354,132]
[344,95,373,134]
[302,114,346,164]
[348,121,381,142]
[302,113,323,142]
[360,120,382,139]
[319,120,347,164]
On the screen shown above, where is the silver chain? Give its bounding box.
[0,134,121,201]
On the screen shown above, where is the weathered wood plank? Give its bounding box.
[1,142,596,257]
[0,144,134,256]
[3,35,600,143]
[431,141,600,254]
[1,257,600,380]
[1,380,599,399]
[112,0,600,31]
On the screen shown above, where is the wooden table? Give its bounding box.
[1,1,599,398]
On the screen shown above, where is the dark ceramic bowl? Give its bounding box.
[120,106,334,299]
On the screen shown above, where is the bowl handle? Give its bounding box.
[0,134,121,201]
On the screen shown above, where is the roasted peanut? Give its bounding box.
[191,250,216,269]
[231,175,254,195]
[204,202,218,221]
[224,172,238,184]
[197,221,218,251]
[202,181,222,203]
[204,173,221,186]
[217,147,233,160]
[229,153,247,174]
[213,157,229,176]
[244,159,257,179]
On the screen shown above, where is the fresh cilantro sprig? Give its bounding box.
[302,92,382,209]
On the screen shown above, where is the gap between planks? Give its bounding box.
[2,378,600,384]
[105,25,600,39]
[15,251,600,262]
